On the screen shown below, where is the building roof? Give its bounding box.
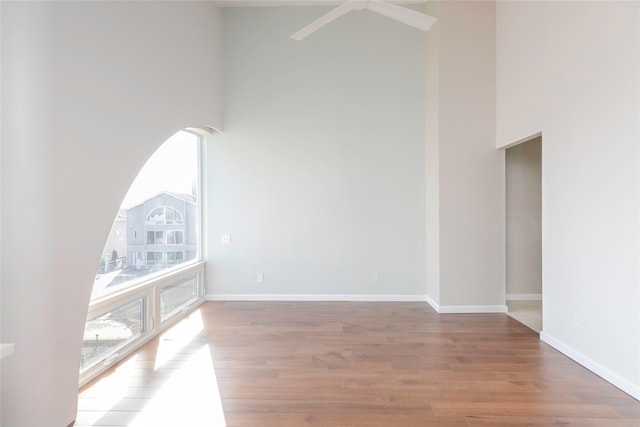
[125,191,197,211]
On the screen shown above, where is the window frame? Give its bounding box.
[80,296,147,371]
[80,131,207,388]
[80,262,205,387]
[159,274,200,323]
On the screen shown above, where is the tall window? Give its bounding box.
[81,131,204,381]
[92,131,200,297]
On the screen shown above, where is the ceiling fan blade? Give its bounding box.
[366,0,437,32]
[291,1,356,41]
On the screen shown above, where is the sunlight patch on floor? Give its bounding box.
[154,309,204,371]
[79,355,140,400]
[131,345,226,427]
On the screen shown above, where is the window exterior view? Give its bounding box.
[81,131,203,374]
[91,132,201,299]
[127,192,198,270]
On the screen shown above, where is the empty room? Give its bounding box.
[1,1,639,426]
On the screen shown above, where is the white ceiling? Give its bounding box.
[214,0,426,7]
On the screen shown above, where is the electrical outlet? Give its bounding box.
[372,273,380,283]
[257,272,264,283]
[220,234,231,245]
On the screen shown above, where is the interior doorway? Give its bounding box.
[505,135,542,332]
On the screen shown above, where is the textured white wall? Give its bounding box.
[1,2,222,425]
[425,1,504,311]
[206,6,426,297]
[506,137,542,296]
[497,1,640,398]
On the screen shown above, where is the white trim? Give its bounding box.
[196,134,204,263]
[425,295,440,312]
[79,328,157,388]
[437,305,508,314]
[506,293,542,301]
[206,294,428,302]
[79,294,205,389]
[498,131,542,151]
[206,295,507,313]
[88,261,205,315]
[81,263,206,388]
[540,332,640,401]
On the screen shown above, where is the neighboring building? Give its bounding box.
[126,192,198,269]
[99,210,127,273]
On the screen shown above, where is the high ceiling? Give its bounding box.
[213,0,425,7]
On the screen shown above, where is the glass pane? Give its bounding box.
[147,251,164,267]
[160,276,199,322]
[165,207,183,225]
[166,251,184,265]
[81,298,145,370]
[167,231,183,245]
[92,131,200,300]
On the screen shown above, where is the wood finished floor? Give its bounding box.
[76,302,640,426]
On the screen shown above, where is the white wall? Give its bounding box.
[1,4,57,425]
[497,1,640,398]
[425,1,504,312]
[206,6,426,298]
[0,2,3,356]
[506,137,542,297]
[1,2,222,425]
[425,0,441,304]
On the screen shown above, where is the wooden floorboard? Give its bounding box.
[76,301,640,426]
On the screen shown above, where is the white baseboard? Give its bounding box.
[423,296,506,314]
[207,294,507,314]
[540,331,640,401]
[437,305,508,314]
[425,295,440,312]
[205,294,428,302]
[506,293,542,301]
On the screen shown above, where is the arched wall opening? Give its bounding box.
[79,129,213,387]
[1,2,223,426]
